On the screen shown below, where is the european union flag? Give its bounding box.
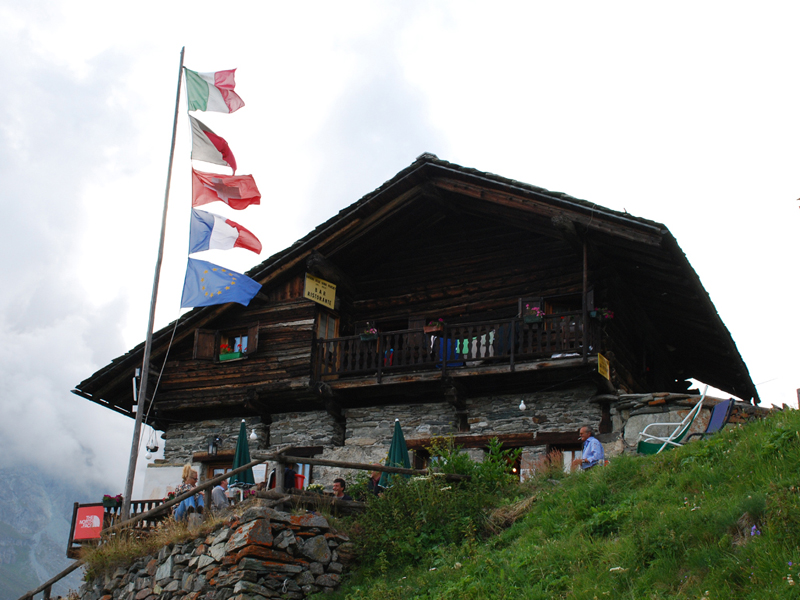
[180,258,262,308]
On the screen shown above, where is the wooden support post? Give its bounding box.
[274,458,285,492]
[582,239,588,364]
[510,319,516,372]
[441,325,448,379]
[376,334,383,383]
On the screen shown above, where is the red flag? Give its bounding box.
[192,169,261,210]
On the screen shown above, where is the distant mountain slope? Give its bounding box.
[0,468,105,600]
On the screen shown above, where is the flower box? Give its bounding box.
[590,308,614,320]
[102,496,121,508]
[360,333,378,341]
[219,352,243,361]
[523,315,543,324]
[423,325,444,334]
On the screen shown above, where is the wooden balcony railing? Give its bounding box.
[315,312,597,381]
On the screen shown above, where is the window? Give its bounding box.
[205,461,233,481]
[222,329,249,354]
[193,323,259,361]
[317,311,339,339]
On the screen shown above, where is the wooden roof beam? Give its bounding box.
[432,178,663,246]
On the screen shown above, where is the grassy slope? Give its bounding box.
[332,409,800,599]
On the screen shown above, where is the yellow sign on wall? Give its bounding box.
[304,274,337,309]
[598,353,610,381]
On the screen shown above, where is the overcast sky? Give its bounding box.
[1,1,798,493]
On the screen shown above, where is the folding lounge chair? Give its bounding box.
[686,399,733,441]
[637,388,707,455]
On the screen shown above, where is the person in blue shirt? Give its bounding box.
[578,426,605,469]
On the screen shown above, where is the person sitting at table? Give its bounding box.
[173,464,204,520]
[367,465,384,497]
[332,478,353,501]
[211,478,230,511]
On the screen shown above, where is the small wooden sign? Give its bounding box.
[304,274,336,309]
[598,353,610,381]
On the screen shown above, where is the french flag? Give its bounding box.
[189,209,262,255]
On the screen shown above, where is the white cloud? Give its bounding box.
[0,1,797,518]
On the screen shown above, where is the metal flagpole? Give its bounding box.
[122,47,185,520]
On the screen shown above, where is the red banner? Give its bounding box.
[73,506,104,540]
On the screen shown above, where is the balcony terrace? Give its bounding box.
[314,311,599,384]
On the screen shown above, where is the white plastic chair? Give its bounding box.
[636,387,707,454]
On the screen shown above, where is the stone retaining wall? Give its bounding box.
[79,502,353,600]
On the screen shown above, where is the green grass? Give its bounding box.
[325,409,800,599]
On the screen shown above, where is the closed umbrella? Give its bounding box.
[379,419,411,488]
[229,419,255,487]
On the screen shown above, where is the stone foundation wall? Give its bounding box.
[270,412,340,448]
[158,387,759,492]
[466,384,602,436]
[160,385,610,490]
[163,418,267,465]
[78,502,353,600]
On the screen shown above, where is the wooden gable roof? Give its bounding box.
[74,154,758,417]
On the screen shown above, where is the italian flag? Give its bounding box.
[185,68,245,114]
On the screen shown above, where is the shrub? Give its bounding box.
[351,437,522,571]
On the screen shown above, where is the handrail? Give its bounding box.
[23,450,475,600]
[18,456,269,600]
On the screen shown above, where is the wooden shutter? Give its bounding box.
[245,323,259,355]
[194,329,216,360]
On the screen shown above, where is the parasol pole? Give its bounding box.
[122,47,185,520]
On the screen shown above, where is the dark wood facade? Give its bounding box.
[74,155,759,431]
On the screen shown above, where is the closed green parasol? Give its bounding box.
[229,419,255,486]
[379,419,411,488]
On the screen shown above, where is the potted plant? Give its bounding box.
[523,304,545,324]
[590,308,614,320]
[307,483,325,494]
[219,343,242,361]
[423,318,445,334]
[360,325,378,341]
[102,494,122,508]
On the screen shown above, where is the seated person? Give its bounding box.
[173,464,204,520]
[211,478,229,511]
[332,478,353,501]
[367,466,384,497]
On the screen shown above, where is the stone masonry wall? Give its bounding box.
[465,384,602,436]
[269,411,339,448]
[78,502,353,600]
[163,418,267,465]
[161,385,608,491]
